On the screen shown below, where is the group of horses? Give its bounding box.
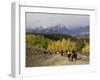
[43,50,78,61]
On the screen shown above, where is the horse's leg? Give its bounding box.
[68,54,71,61]
[74,54,77,61]
[70,54,73,61]
[69,56,73,61]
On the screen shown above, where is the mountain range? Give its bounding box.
[26,25,89,36]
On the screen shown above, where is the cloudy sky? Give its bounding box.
[26,12,89,29]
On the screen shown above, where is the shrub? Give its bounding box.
[47,38,77,52]
[82,43,90,53]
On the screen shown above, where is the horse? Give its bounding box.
[71,50,77,61]
[71,53,77,61]
[67,51,77,61]
[67,51,72,60]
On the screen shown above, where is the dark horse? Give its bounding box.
[67,50,77,61]
[71,53,77,61]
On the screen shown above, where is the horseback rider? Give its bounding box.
[71,49,77,61]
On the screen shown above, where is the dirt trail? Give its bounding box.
[26,48,89,67]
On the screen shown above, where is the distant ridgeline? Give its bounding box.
[26,25,89,36]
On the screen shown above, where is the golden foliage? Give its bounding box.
[82,43,90,53]
[47,38,77,52]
